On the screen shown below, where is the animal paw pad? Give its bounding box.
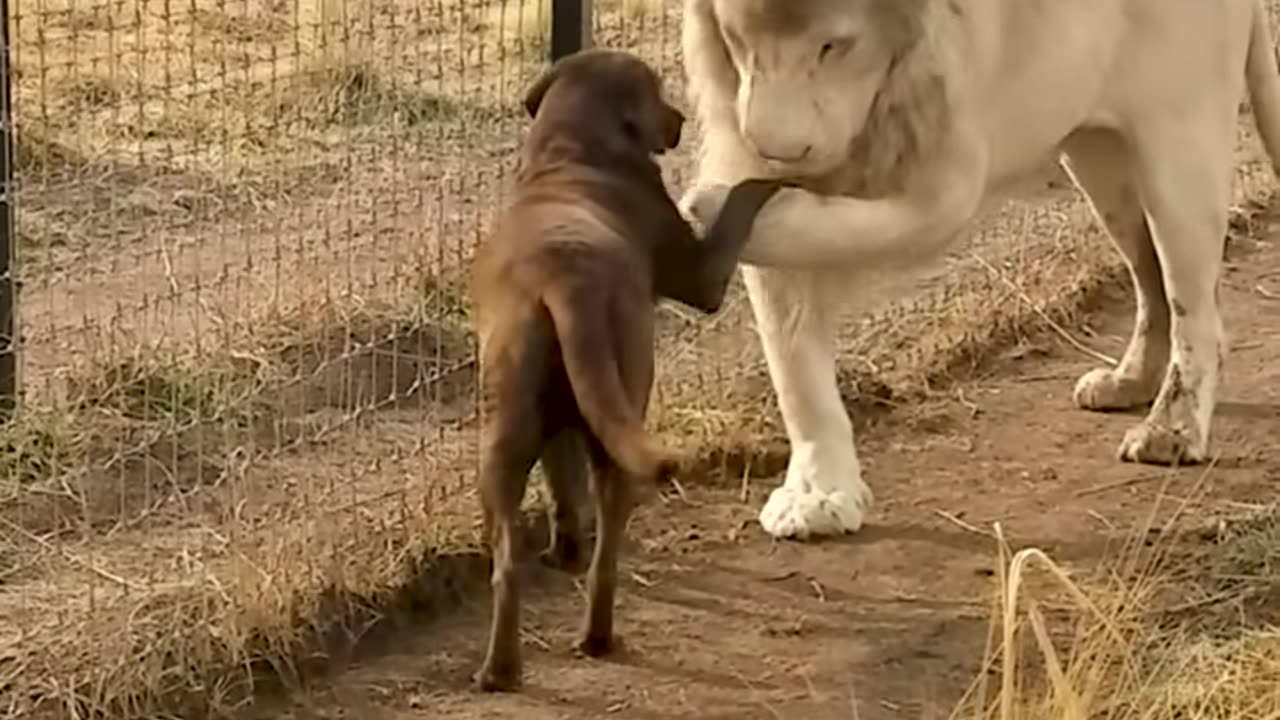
[1118,422,1205,466]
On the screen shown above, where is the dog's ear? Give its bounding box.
[523,63,561,118]
[662,105,685,151]
[624,90,685,155]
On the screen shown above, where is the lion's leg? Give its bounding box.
[1118,117,1234,465]
[1060,129,1170,410]
[740,265,872,540]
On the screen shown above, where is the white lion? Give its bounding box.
[680,0,1280,540]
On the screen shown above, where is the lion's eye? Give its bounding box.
[819,37,855,61]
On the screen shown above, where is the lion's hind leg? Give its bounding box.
[1116,114,1236,466]
[1060,129,1170,411]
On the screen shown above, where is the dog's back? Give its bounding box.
[471,59,684,483]
[474,160,665,302]
[475,194,672,481]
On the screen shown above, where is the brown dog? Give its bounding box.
[468,48,783,693]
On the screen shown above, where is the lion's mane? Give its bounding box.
[683,0,961,198]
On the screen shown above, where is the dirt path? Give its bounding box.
[252,220,1280,719]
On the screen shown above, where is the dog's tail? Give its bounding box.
[1247,0,1280,177]
[541,284,675,488]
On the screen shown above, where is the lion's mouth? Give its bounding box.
[749,152,847,190]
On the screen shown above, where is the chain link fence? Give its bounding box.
[0,0,1145,716]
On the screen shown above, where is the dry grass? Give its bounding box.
[483,0,667,54]
[0,197,1133,717]
[11,0,507,234]
[3,0,1278,717]
[952,471,1280,720]
[1,278,479,716]
[13,0,661,187]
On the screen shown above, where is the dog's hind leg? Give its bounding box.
[475,323,550,692]
[475,423,540,692]
[575,447,633,658]
[539,429,590,573]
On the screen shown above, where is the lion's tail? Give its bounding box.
[1247,0,1280,177]
[540,283,674,488]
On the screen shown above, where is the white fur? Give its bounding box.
[680,0,1280,539]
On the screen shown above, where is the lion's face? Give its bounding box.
[709,0,919,178]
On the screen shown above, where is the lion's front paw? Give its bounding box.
[758,485,869,540]
[757,443,872,540]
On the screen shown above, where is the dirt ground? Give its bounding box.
[9,2,1280,717]
[243,198,1280,719]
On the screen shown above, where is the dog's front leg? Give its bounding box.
[656,179,789,314]
[539,429,590,573]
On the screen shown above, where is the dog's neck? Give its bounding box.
[518,105,665,188]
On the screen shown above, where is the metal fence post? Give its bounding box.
[0,0,16,423]
[550,0,593,61]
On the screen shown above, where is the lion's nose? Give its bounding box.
[756,144,812,163]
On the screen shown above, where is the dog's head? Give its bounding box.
[523,48,685,155]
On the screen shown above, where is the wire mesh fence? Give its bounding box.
[0,0,1145,715]
[0,1,697,713]
[1,0,13,425]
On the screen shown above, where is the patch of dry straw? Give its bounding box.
[955,467,1280,720]
[0,196,1131,719]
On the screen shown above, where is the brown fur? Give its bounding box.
[467,48,784,693]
